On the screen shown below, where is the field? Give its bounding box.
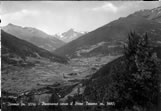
[2,55,120,102]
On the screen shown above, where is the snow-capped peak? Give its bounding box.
[54,28,87,43]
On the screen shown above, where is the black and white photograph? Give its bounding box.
[0,1,161,111]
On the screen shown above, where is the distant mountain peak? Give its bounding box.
[7,23,21,28]
[68,28,75,32]
[62,28,77,35]
[8,23,14,26]
[55,28,87,43]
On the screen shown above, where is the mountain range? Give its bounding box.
[1,30,68,66]
[54,6,161,58]
[54,28,87,43]
[2,24,65,51]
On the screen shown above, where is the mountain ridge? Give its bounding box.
[2,24,65,51]
[1,30,68,66]
[54,6,161,58]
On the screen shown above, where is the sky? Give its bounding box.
[0,1,161,35]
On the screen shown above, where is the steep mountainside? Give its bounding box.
[2,24,65,51]
[55,6,161,58]
[132,6,161,23]
[1,30,68,66]
[83,46,161,101]
[54,28,87,43]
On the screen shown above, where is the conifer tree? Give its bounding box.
[106,32,159,110]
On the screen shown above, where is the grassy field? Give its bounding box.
[2,55,119,102]
[2,55,119,93]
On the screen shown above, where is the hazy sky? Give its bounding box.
[1,1,161,35]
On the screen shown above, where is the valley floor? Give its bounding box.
[2,55,120,102]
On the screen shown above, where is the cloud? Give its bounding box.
[91,2,118,13]
[2,9,40,18]
[1,9,40,26]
